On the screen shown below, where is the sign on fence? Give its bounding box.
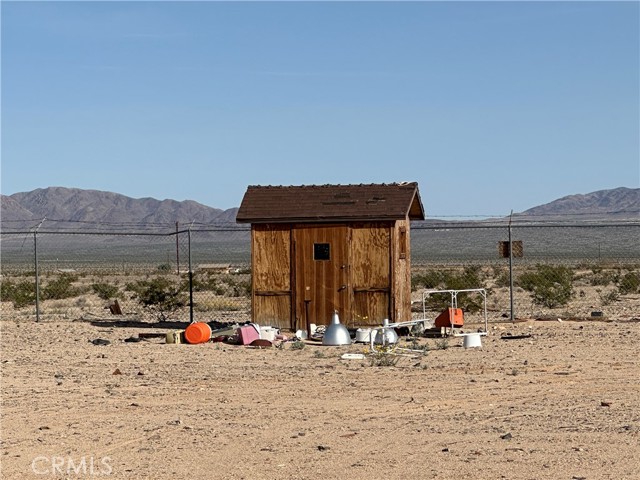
[498,240,523,258]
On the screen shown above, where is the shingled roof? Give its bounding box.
[236,182,425,223]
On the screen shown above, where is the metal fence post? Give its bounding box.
[188,227,194,323]
[508,211,515,321]
[34,231,40,322]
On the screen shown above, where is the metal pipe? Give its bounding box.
[509,211,515,321]
[34,231,40,323]
[188,227,194,323]
[175,221,180,274]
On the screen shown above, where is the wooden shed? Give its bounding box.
[236,183,425,331]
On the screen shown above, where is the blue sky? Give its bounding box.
[2,1,638,217]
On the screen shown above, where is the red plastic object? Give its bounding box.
[237,324,260,345]
[435,308,464,328]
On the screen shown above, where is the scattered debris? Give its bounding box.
[108,300,122,315]
[501,334,533,340]
[139,332,170,339]
[340,353,365,360]
[600,401,612,407]
[112,369,122,375]
[249,339,273,348]
[500,433,513,440]
[124,336,142,343]
[317,445,330,451]
[90,339,111,346]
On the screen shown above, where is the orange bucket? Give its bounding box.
[184,322,212,344]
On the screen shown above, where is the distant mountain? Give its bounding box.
[516,187,639,220]
[1,186,638,232]
[1,187,238,230]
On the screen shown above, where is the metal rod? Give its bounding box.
[32,217,46,323]
[188,227,194,323]
[175,221,180,274]
[34,231,40,323]
[509,210,515,321]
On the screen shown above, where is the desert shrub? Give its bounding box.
[492,266,511,288]
[157,263,172,272]
[369,350,399,367]
[412,270,444,290]
[518,265,574,308]
[1,280,35,308]
[447,265,483,290]
[599,289,620,306]
[618,272,640,295]
[42,274,86,300]
[434,337,450,350]
[126,277,188,319]
[188,274,225,294]
[194,298,245,312]
[91,282,120,300]
[590,270,619,287]
[290,340,305,350]
[226,277,251,297]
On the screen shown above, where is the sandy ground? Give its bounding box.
[1,315,639,480]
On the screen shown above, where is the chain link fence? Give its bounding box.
[1,221,639,325]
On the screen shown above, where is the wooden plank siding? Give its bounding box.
[251,224,292,329]
[392,218,412,322]
[350,222,392,326]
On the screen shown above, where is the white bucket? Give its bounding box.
[260,326,280,342]
[355,328,373,343]
[463,333,482,348]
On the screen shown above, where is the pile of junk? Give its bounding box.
[164,310,469,349]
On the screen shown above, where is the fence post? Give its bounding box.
[34,231,41,322]
[188,227,194,323]
[176,221,180,274]
[508,211,515,321]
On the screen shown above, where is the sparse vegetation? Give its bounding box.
[91,282,120,300]
[518,265,574,308]
[435,337,450,350]
[125,276,188,320]
[599,289,620,306]
[1,280,36,308]
[368,345,399,367]
[618,272,640,295]
[42,273,87,300]
[590,270,619,287]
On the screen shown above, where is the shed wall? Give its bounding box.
[251,224,292,329]
[392,218,412,322]
[350,222,392,326]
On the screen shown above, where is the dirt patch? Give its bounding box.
[1,316,639,479]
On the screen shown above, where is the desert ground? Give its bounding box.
[1,309,639,480]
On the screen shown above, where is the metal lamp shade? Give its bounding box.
[322,311,352,346]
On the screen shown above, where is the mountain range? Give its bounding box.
[1,187,238,230]
[1,186,638,231]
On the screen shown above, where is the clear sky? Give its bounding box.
[2,1,638,218]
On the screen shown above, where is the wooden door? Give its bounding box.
[293,225,350,330]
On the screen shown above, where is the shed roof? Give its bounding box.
[236,182,425,223]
